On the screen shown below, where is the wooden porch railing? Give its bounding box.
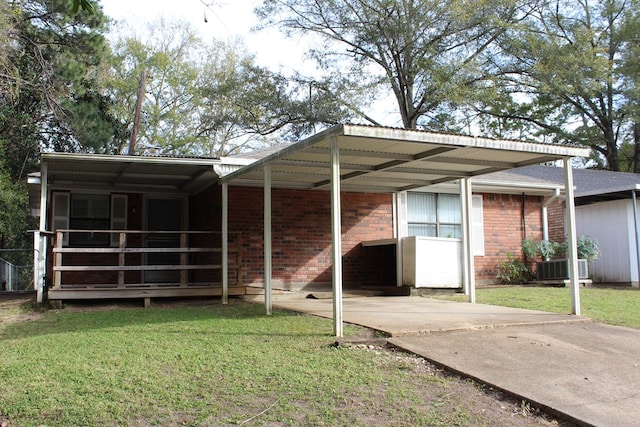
[50,230,242,291]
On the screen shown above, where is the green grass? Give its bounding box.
[435,286,640,329]
[0,301,499,427]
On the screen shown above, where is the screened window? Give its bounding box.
[407,192,462,238]
[52,193,128,247]
[69,194,111,246]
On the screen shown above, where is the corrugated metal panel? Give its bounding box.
[221,124,590,193]
[576,200,634,283]
[42,153,220,195]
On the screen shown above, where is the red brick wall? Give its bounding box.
[546,199,565,242]
[474,193,544,283]
[228,186,394,288]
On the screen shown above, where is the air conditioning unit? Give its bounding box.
[536,259,589,280]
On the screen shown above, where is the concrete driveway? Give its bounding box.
[271,296,640,427]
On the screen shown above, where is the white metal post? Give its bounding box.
[330,136,343,337]
[563,158,581,315]
[395,191,407,287]
[460,179,475,303]
[264,166,272,315]
[36,163,48,303]
[466,178,476,303]
[222,182,229,304]
[631,190,640,288]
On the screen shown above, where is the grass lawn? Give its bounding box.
[435,286,640,329]
[0,299,558,427]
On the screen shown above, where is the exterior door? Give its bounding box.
[145,197,184,284]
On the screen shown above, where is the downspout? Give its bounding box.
[542,188,561,242]
[632,189,640,288]
[521,193,526,242]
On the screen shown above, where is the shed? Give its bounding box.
[505,165,640,287]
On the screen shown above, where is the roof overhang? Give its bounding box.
[39,152,220,194]
[29,153,222,213]
[221,124,591,192]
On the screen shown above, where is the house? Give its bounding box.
[503,165,640,287]
[29,125,589,333]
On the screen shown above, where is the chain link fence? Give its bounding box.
[0,250,34,292]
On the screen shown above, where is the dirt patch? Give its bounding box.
[0,293,42,328]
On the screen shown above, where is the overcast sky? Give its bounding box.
[101,0,314,74]
[100,0,400,126]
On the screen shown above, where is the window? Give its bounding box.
[69,194,110,246]
[405,191,485,255]
[407,192,461,238]
[51,192,127,247]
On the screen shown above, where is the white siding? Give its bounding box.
[576,199,637,283]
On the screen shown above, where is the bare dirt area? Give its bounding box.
[0,294,575,426]
[0,293,42,327]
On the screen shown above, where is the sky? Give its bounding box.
[100,0,399,127]
[100,0,315,74]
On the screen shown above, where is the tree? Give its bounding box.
[0,0,114,259]
[480,0,640,171]
[107,19,353,156]
[256,0,527,129]
[1,0,117,154]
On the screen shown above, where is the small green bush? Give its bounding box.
[521,239,538,260]
[576,236,600,262]
[495,253,533,284]
[520,236,600,262]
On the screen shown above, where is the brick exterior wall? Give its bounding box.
[51,184,548,288]
[475,192,544,283]
[546,199,566,242]
[227,186,394,288]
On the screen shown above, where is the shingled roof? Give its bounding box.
[503,165,640,202]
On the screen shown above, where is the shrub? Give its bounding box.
[521,239,538,260]
[495,253,533,284]
[521,237,600,262]
[577,236,600,262]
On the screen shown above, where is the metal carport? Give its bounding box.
[219,124,590,336]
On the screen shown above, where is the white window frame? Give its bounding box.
[402,191,485,256]
[472,195,485,256]
[51,191,128,247]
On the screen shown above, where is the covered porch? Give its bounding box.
[30,153,249,304]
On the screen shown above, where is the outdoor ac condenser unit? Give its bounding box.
[536,259,589,281]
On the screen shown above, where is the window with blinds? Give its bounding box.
[407,192,462,238]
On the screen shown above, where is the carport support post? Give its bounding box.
[36,162,48,303]
[563,158,581,315]
[330,136,343,337]
[631,190,640,288]
[460,178,476,303]
[264,165,272,315]
[222,182,229,304]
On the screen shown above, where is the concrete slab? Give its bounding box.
[390,323,640,427]
[272,296,586,336]
[270,296,640,426]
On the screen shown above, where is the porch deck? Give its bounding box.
[47,230,245,301]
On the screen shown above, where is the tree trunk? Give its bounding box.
[604,126,620,171]
[633,123,640,173]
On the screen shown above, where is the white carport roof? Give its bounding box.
[220,124,590,191]
[220,124,590,337]
[28,152,234,214]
